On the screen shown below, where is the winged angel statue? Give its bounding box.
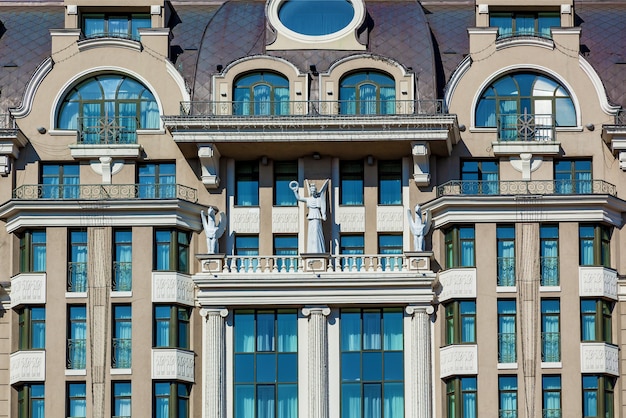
[201,207,228,254]
[407,204,432,252]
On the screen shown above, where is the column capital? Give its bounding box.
[301,306,331,317]
[405,304,435,316]
[200,307,229,318]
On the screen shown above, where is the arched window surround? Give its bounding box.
[233,71,291,116]
[339,70,396,115]
[469,65,582,131]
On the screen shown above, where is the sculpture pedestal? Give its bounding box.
[404,251,433,271]
[196,254,226,273]
[301,253,331,273]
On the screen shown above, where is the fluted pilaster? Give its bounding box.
[302,306,331,418]
[406,304,435,418]
[200,307,229,418]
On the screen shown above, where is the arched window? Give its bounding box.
[475,72,576,140]
[57,74,160,140]
[233,72,290,115]
[339,71,395,115]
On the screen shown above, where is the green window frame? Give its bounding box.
[540,225,559,286]
[378,160,402,205]
[17,383,44,418]
[233,72,290,116]
[339,71,396,115]
[154,229,190,273]
[541,299,561,363]
[461,160,499,195]
[112,305,132,369]
[236,161,260,206]
[489,12,560,39]
[67,305,87,370]
[542,375,561,418]
[113,229,132,292]
[154,382,190,418]
[581,299,613,343]
[68,229,88,292]
[446,376,477,418]
[82,13,151,41]
[67,382,87,418]
[41,163,80,199]
[579,224,611,267]
[445,300,476,345]
[497,300,516,364]
[18,307,45,350]
[19,230,46,273]
[555,159,592,194]
[498,376,517,418]
[138,162,176,199]
[273,235,298,272]
[583,375,615,418]
[154,305,191,349]
[445,226,475,268]
[497,225,515,287]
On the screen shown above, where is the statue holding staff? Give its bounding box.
[290,179,329,253]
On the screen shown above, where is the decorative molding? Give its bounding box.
[335,206,365,232]
[10,273,46,308]
[230,207,260,234]
[272,207,299,233]
[71,144,142,160]
[198,145,221,189]
[302,305,330,418]
[411,142,431,186]
[11,57,53,118]
[77,38,142,52]
[10,350,46,384]
[439,344,478,378]
[579,266,618,300]
[88,158,125,184]
[301,305,331,317]
[580,343,619,376]
[376,205,404,232]
[438,268,477,302]
[152,272,196,306]
[578,56,622,115]
[200,306,228,418]
[509,154,544,181]
[151,349,195,382]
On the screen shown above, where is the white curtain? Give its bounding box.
[498,303,516,363]
[254,85,271,115]
[543,377,561,416]
[363,384,382,418]
[274,86,290,115]
[341,312,361,351]
[277,385,297,418]
[363,312,381,350]
[277,313,297,352]
[383,311,403,350]
[257,386,275,418]
[383,382,404,418]
[341,384,362,418]
[542,302,560,362]
[69,384,87,417]
[257,313,275,352]
[541,239,558,285]
[235,386,254,418]
[499,377,517,415]
[235,313,255,352]
[359,84,376,115]
[380,86,395,115]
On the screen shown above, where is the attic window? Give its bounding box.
[278,0,354,36]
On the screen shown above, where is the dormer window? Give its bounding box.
[233,72,290,115]
[490,12,560,40]
[339,71,395,115]
[82,13,151,41]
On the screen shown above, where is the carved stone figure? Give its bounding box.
[407,204,432,251]
[291,179,329,253]
[201,207,228,254]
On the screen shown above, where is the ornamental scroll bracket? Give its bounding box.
[198,144,221,189]
[411,141,430,186]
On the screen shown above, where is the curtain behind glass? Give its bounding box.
[380,86,395,115]
[499,377,517,414]
[69,384,87,417]
[32,308,46,349]
[277,385,297,418]
[277,313,297,352]
[462,378,477,418]
[498,303,516,363]
[341,312,361,351]
[274,87,290,115]
[383,382,403,418]
[359,84,376,115]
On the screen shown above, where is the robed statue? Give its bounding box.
[290,179,329,253]
[407,204,432,251]
[201,207,227,254]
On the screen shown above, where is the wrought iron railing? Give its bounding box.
[542,332,561,362]
[616,109,626,126]
[0,113,16,132]
[112,338,132,368]
[497,257,515,287]
[179,99,447,117]
[81,31,141,42]
[498,332,517,363]
[77,116,138,144]
[221,254,408,273]
[437,180,617,197]
[540,257,559,286]
[499,410,518,418]
[13,183,198,203]
[113,262,132,292]
[496,30,553,41]
[68,262,87,292]
[67,339,87,369]
[497,112,555,141]
[542,409,562,418]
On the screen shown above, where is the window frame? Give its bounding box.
[444,225,475,268]
[340,160,364,205]
[339,71,396,115]
[112,381,132,418]
[498,375,517,418]
[581,299,613,343]
[41,163,80,199]
[67,305,87,370]
[496,225,515,287]
[497,299,516,364]
[137,162,176,199]
[541,299,561,363]
[273,160,298,206]
[19,230,46,273]
[68,229,88,292]
[579,224,611,267]
[445,300,476,345]
[66,382,87,418]
[489,11,561,39]
[540,225,559,286]
[542,375,561,418]
[153,381,190,418]
[112,304,132,369]
[583,375,615,418]
[153,304,191,349]
[446,376,477,418]
[235,234,260,272]
[233,71,290,116]
[235,161,260,206]
[273,234,298,271]
[17,383,44,418]
[340,234,365,270]
[113,229,132,292]
[461,160,499,195]
[81,12,151,41]
[378,159,402,205]
[18,306,45,350]
[554,159,592,194]
[154,229,190,273]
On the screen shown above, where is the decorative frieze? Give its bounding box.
[376,205,404,232]
[151,349,195,382]
[579,266,617,300]
[437,268,477,302]
[335,207,365,232]
[272,207,299,233]
[580,343,619,376]
[152,272,195,306]
[10,273,46,308]
[439,344,478,378]
[230,207,260,233]
[10,350,46,384]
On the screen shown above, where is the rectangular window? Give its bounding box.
[41,163,79,199]
[154,229,189,273]
[340,234,364,270]
[498,376,517,418]
[234,310,298,418]
[67,382,87,418]
[378,160,402,205]
[340,160,364,205]
[340,308,404,418]
[273,235,298,272]
[583,375,615,418]
[154,305,191,349]
[461,160,499,195]
[497,225,515,287]
[274,161,297,206]
[19,230,46,273]
[446,376,477,418]
[541,299,561,363]
[112,381,132,418]
[490,12,560,39]
[17,384,44,418]
[542,376,561,418]
[579,224,611,267]
[82,13,151,40]
[581,299,613,343]
[113,305,132,369]
[236,161,259,206]
[18,307,45,350]
[555,159,592,194]
[68,229,88,292]
[154,382,190,418]
[445,226,475,268]
[138,163,176,199]
[235,235,259,272]
[540,225,559,286]
[445,300,476,345]
[67,305,87,370]
[113,229,132,291]
[497,300,516,364]
[378,234,403,271]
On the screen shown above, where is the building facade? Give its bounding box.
[0,0,625,417]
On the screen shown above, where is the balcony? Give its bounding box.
[492,112,560,155]
[152,272,195,306]
[439,344,478,378]
[579,266,618,300]
[10,350,46,384]
[112,338,132,369]
[497,257,515,288]
[113,262,132,292]
[69,116,142,159]
[67,339,87,370]
[541,332,561,363]
[499,411,518,418]
[0,113,17,136]
[437,268,477,302]
[13,183,198,203]
[10,273,46,308]
[540,257,559,287]
[437,180,617,197]
[151,348,194,382]
[543,410,562,418]
[68,262,87,293]
[498,332,516,364]
[602,110,626,170]
[580,342,619,376]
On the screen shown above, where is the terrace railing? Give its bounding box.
[497,112,555,142]
[437,180,616,197]
[542,332,561,362]
[77,116,138,145]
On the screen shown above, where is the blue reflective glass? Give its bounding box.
[256,353,277,383]
[235,385,254,418]
[341,312,361,351]
[362,352,382,381]
[235,353,254,382]
[384,352,403,381]
[363,383,381,417]
[341,352,361,381]
[278,0,354,36]
[341,383,362,418]
[235,312,255,352]
[277,353,298,382]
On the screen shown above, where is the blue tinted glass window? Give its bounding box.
[274,161,298,206]
[340,71,396,115]
[236,161,259,206]
[113,382,132,417]
[234,72,290,115]
[278,0,354,36]
[378,160,402,205]
[340,160,364,205]
[68,382,87,418]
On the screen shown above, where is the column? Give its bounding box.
[301,306,331,418]
[406,304,435,418]
[200,307,229,418]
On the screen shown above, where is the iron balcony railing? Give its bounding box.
[542,332,561,362]
[0,113,16,133]
[113,262,132,292]
[68,262,87,293]
[543,409,562,418]
[112,338,132,368]
[498,332,517,363]
[437,179,617,197]
[13,183,198,203]
[497,112,555,142]
[67,339,87,369]
[499,410,518,418]
[616,109,626,126]
[496,30,554,41]
[81,31,141,42]
[180,99,446,117]
[77,116,138,145]
[540,257,559,286]
[497,257,515,287]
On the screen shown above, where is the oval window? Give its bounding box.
[278,0,355,36]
